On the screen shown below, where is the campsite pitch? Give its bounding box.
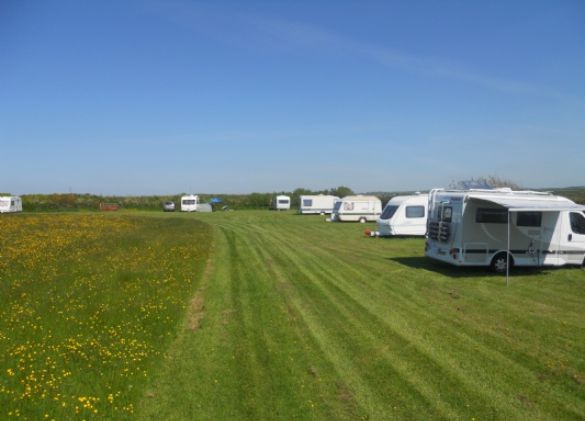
[1,211,584,419]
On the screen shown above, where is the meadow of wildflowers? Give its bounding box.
[0,213,211,419]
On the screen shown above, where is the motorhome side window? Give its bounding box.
[405,206,425,218]
[516,212,542,227]
[476,208,507,224]
[570,212,585,234]
[439,206,452,222]
[303,199,312,207]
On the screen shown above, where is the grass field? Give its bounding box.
[1,211,584,419]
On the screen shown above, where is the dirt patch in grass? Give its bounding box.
[188,293,206,331]
[516,394,534,409]
[187,249,216,331]
[572,371,585,385]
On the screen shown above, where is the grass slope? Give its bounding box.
[138,211,585,420]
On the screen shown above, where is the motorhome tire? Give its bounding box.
[490,252,513,273]
[359,217,366,223]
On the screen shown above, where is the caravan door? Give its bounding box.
[403,205,426,235]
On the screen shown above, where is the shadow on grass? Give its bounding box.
[388,256,549,279]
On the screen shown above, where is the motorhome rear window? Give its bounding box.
[439,206,452,222]
[570,212,585,234]
[476,208,507,223]
[381,205,398,219]
[302,199,313,207]
[516,212,542,227]
[405,206,425,218]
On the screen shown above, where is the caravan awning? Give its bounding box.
[469,196,585,213]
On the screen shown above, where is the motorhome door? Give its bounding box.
[564,211,585,264]
[515,211,543,265]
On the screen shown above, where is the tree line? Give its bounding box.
[9,178,585,212]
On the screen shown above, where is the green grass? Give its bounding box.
[1,211,584,419]
[139,211,585,420]
[0,213,211,419]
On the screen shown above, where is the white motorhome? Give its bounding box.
[272,195,291,211]
[376,194,429,236]
[425,188,585,272]
[0,196,23,213]
[180,195,200,212]
[299,195,340,215]
[331,195,382,223]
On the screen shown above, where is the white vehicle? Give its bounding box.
[425,188,585,272]
[299,195,340,215]
[180,195,200,212]
[0,196,22,213]
[376,194,429,236]
[331,195,382,223]
[271,195,291,211]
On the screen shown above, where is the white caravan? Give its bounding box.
[376,194,429,236]
[181,195,200,212]
[272,195,291,211]
[299,195,340,215]
[425,188,585,272]
[0,196,23,213]
[331,195,382,223]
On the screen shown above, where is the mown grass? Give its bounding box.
[139,211,584,420]
[1,211,584,419]
[0,213,211,419]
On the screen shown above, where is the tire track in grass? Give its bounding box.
[202,223,361,419]
[243,228,374,418]
[235,223,453,417]
[259,231,493,419]
[252,222,583,419]
[229,227,368,420]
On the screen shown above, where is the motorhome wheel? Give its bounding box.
[490,253,513,273]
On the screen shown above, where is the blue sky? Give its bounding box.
[1,0,584,195]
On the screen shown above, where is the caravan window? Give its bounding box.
[517,212,542,227]
[182,200,196,205]
[343,202,354,211]
[476,208,507,224]
[302,199,313,207]
[381,205,398,220]
[570,212,585,235]
[278,199,289,204]
[405,206,425,218]
[439,206,452,222]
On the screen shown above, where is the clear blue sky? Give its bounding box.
[1,0,584,195]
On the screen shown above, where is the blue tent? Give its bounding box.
[210,197,223,204]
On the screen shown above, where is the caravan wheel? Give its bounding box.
[490,253,513,273]
[359,217,366,223]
